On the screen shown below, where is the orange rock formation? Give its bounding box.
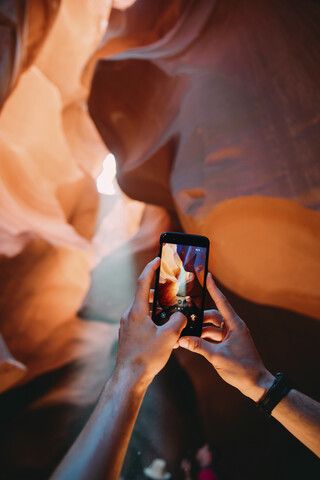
[0,0,320,478]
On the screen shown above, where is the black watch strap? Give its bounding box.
[256,373,294,417]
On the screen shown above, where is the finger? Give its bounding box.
[203,309,224,327]
[201,325,225,342]
[135,258,160,304]
[178,336,217,362]
[149,289,154,304]
[161,311,187,338]
[121,302,132,323]
[206,273,241,329]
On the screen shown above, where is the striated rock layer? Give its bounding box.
[0,0,111,393]
[89,0,320,319]
[0,0,320,479]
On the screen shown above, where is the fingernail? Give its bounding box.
[179,338,189,348]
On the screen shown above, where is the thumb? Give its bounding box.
[161,311,187,337]
[178,336,214,361]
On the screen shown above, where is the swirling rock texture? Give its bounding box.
[0,0,109,389]
[0,1,187,478]
[89,0,320,478]
[0,0,124,476]
[89,0,320,321]
[0,0,320,479]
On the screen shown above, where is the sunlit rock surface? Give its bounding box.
[89,0,320,320]
[0,0,116,393]
[0,0,61,110]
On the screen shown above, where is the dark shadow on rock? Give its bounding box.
[0,365,96,480]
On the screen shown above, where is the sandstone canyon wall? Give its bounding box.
[89,0,320,321]
[0,0,320,479]
[0,0,111,392]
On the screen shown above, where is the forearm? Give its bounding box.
[247,371,320,457]
[50,257,185,480]
[272,389,320,457]
[51,369,148,480]
[182,276,320,458]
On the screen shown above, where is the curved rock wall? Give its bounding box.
[89,0,320,319]
[1,0,319,407]
[0,0,110,393]
[0,1,320,478]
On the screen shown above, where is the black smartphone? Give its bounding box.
[152,231,210,337]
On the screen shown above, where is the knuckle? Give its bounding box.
[172,323,183,336]
[238,322,249,334]
[139,263,152,280]
[130,302,141,316]
[210,351,220,364]
[192,338,202,352]
[162,326,178,341]
[166,323,179,336]
[136,275,145,287]
[219,292,227,301]
[218,293,228,306]
[172,316,186,333]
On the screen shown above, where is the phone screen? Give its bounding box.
[154,241,208,332]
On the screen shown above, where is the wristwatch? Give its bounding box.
[256,372,294,417]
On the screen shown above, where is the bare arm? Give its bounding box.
[271,389,320,457]
[51,258,187,480]
[51,369,148,480]
[178,273,320,457]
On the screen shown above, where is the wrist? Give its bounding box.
[111,363,151,396]
[245,370,275,402]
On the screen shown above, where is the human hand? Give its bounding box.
[178,274,274,401]
[115,258,187,388]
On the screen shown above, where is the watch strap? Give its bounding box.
[256,372,294,417]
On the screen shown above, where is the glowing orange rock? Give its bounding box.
[0,0,113,393]
[0,67,93,256]
[182,196,320,320]
[0,0,61,109]
[89,0,320,320]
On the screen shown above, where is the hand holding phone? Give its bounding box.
[152,232,210,337]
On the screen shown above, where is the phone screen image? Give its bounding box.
[154,242,208,329]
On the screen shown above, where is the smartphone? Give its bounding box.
[152,231,210,337]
